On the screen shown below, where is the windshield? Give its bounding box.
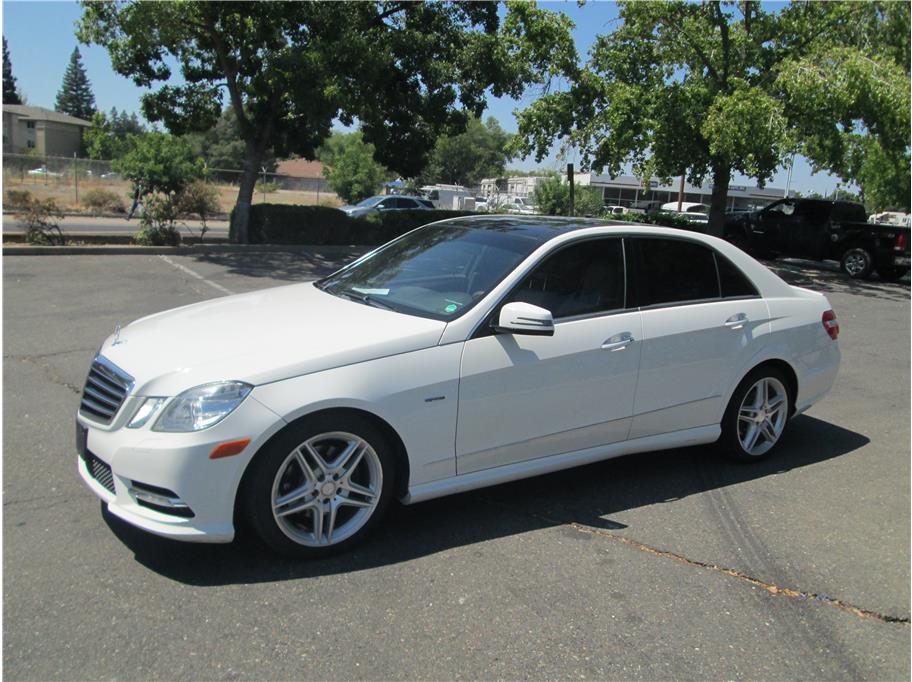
[355,196,384,208]
[317,223,541,321]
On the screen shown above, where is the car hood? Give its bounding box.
[98,282,446,396]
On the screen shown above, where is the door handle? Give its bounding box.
[724,313,748,330]
[601,332,634,351]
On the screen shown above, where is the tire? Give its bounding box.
[242,412,396,558]
[877,266,909,282]
[840,247,874,279]
[718,366,792,462]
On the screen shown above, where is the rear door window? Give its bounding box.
[631,238,720,307]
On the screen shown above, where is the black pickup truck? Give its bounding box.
[724,198,911,280]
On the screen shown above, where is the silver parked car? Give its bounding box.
[339,195,433,218]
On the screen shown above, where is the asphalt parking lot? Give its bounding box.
[3,250,909,680]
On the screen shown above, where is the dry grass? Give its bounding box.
[2,172,341,213]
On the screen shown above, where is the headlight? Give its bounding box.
[153,381,253,432]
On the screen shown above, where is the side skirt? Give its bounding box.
[401,424,720,505]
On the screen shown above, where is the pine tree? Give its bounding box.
[3,35,22,104]
[55,47,96,120]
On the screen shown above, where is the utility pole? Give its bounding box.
[73,152,78,204]
[784,155,794,198]
[567,163,574,217]
[677,173,685,211]
[261,166,268,203]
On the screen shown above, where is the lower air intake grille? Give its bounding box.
[84,451,116,495]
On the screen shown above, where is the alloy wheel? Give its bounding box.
[270,431,382,546]
[737,377,788,457]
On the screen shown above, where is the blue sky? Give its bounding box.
[2,0,847,194]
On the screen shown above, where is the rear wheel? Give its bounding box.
[840,247,874,279]
[719,367,792,462]
[243,413,395,557]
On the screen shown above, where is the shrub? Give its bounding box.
[254,181,280,194]
[19,198,66,245]
[5,189,31,209]
[176,181,221,239]
[234,204,474,244]
[133,193,181,246]
[616,210,705,232]
[82,188,125,214]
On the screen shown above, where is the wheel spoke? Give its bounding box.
[335,440,365,473]
[762,379,771,407]
[342,479,376,500]
[767,394,786,411]
[275,498,316,518]
[326,503,338,543]
[274,483,312,509]
[294,448,318,484]
[738,414,756,425]
[761,420,779,443]
[303,441,329,476]
[312,505,324,542]
[743,424,761,452]
[338,496,372,509]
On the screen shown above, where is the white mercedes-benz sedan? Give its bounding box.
[76,216,841,556]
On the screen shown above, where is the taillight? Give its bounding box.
[822,309,839,340]
[895,232,906,251]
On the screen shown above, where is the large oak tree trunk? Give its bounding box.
[707,163,731,238]
[230,140,264,243]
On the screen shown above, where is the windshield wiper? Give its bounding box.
[336,290,396,311]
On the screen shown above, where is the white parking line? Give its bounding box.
[158,255,235,295]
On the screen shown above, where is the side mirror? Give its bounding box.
[494,302,555,337]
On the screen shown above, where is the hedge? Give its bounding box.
[229,204,476,244]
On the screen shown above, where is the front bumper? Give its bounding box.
[76,393,283,543]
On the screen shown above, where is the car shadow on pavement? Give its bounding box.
[103,415,868,586]
[764,258,910,303]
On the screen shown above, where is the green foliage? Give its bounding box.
[54,47,95,120]
[82,188,125,213]
[575,186,605,217]
[849,141,909,212]
[533,176,569,215]
[5,188,31,209]
[184,108,276,170]
[113,132,204,198]
[175,180,221,239]
[77,1,554,241]
[133,193,181,246]
[238,204,473,245]
[615,210,702,232]
[18,198,66,245]
[509,1,910,235]
[254,181,280,195]
[417,116,514,187]
[318,132,391,204]
[84,110,143,160]
[3,35,22,104]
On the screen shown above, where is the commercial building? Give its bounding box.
[576,172,793,211]
[2,105,91,157]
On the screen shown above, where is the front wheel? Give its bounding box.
[242,414,396,557]
[840,247,874,279]
[719,367,792,462]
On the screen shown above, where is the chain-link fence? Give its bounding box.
[2,153,335,212]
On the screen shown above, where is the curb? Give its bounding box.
[2,243,373,256]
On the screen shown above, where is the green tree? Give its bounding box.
[54,46,96,120]
[78,2,551,242]
[318,132,391,203]
[113,132,204,197]
[533,176,569,215]
[418,116,513,187]
[84,109,144,160]
[3,35,22,104]
[510,1,910,236]
[184,108,276,171]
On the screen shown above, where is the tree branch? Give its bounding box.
[659,15,723,86]
[203,15,251,138]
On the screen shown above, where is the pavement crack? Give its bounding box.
[482,500,910,627]
[12,355,82,395]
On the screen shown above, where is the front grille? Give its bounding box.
[79,356,133,424]
[83,450,116,494]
